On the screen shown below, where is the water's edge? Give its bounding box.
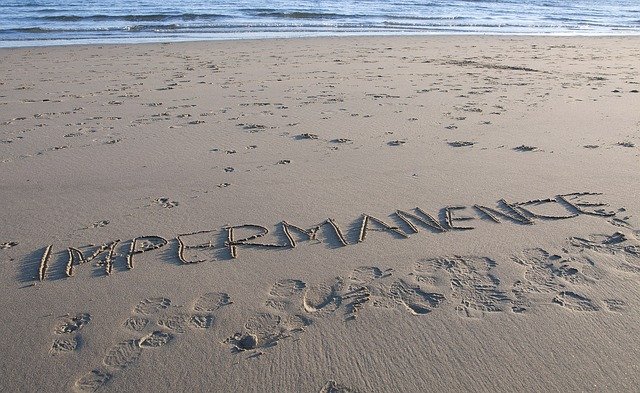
[2,0,639,48]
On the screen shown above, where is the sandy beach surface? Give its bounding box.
[1,36,639,392]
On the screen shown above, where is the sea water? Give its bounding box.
[1,0,639,47]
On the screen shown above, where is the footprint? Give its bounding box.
[266,279,307,312]
[416,256,511,317]
[153,197,179,208]
[603,299,627,313]
[193,292,231,312]
[90,220,109,228]
[510,248,605,312]
[513,145,538,152]
[190,314,215,329]
[186,292,231,329]
[552,291,599,312]
[342,266,395,319]
[55,313,92,334]
[244,313,282,335]
[122,317,149,332]
[139,331,173,348]
[102,340,142,369]
[510,250,567,311]
[269,279,306,298]
[341,285,371,320]
[225,312,286,353]
[157,313,190,334]
[569,233,640,275]
[320,380,358,393]
[225,282,311,354]
[281,313,311,333]
[516,248,599,287]
[50,313,91,357]
[134,298,171,315]
[226,332,259,352]
[389,280,445,315]
[75,291,227,389]
[448,141,475,147]
[74,369,112,392]
[349,266,392,284]
[303,280,343,315]
[296,133,319,140]
[50,338,78,356]
[555,261,601,285]
[244,280,313,351]
[1,241,18,249]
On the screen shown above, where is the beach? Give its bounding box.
[1,36,639,392]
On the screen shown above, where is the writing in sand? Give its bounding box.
[32,192,617,282]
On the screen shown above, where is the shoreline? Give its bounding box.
[3,31,640,49]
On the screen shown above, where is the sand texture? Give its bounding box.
[1,36,639,392]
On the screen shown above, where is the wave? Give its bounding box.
[250,11,350,20]
[1,0,639,46]
[7,27,54,34]
[5,18,637,36]
[5,24,195,34]
[123,24,182,32]
[38,13,228,23]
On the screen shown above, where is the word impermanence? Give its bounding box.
[32,192,617,282]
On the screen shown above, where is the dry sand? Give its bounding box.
[0,36,639,392]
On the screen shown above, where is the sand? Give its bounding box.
[0,36,639,392]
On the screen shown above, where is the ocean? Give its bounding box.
[1,0,639,47]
